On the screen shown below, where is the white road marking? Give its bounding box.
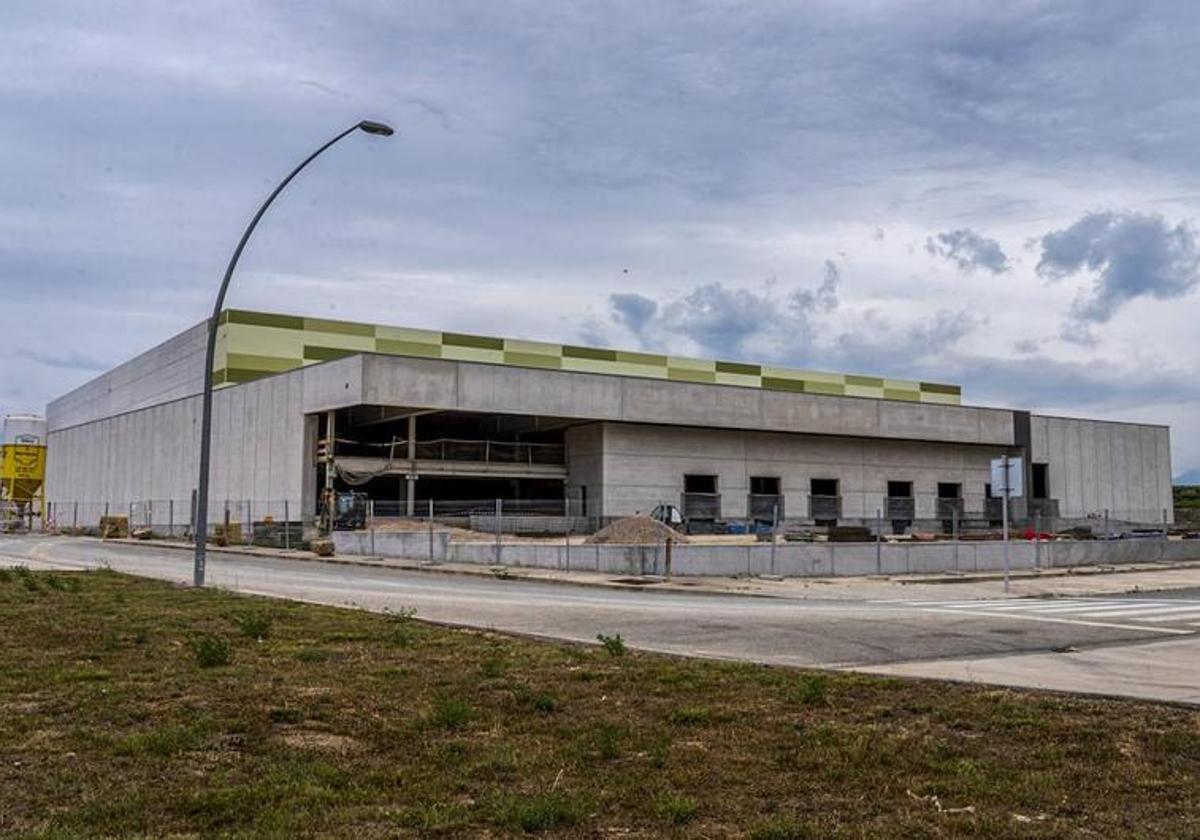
[919,607,1193,635]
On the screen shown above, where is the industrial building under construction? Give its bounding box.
[42,309,1174,538]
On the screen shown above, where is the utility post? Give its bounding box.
[992,453,1023,596]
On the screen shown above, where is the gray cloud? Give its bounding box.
[609,292,658,337]
[1037,211,1200,322]
[925,228,1010,273]
[16,349,110,372]
[602,261,843,360]
[790,260,840,313]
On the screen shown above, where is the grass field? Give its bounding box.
[2,567,1198,838]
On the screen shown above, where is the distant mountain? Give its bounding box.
[1175,468,1200,486]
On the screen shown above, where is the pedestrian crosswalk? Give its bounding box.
[877,597,1200,633]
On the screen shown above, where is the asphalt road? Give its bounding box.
[4,535,1199,704]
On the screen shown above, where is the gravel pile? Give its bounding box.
[584,515,689,545]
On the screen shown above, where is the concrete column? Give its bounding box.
[406,414,417,517]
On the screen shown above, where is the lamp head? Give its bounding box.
[357,120,395,136]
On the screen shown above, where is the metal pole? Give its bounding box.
[494,498,503,565]
[369,499,376,556]
[191,120,394,587]
[169,499,174,538]
[1002,454,1010,594]
[72,501,78,531]
[1034,512,1041,569]
[1104,508,1110,541]
[770,502,779,576]
[565,498,572,573]
[428,497,434,562]
[875,507,882,575]
[952,505,959,571]
[284,499,291,550]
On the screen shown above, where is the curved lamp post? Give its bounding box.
[193,119,394,586]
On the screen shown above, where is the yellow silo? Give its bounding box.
[1,414,47,530]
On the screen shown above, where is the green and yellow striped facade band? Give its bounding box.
[213,309,961,405]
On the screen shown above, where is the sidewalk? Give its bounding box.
[102,536,1200,602]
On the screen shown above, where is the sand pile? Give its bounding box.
[584,515,689,545]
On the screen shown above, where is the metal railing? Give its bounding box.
[808,494,841,521]
[336,437,565,465]
[682,492,722,520]
[884,496,915,520]
[747,493,784,522]
[935,498,965,520]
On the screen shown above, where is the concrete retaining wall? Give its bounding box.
[333,530,452,561]
[335,531,1200,577]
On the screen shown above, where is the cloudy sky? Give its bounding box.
[4,1,1200,480]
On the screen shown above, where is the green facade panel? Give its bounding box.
[210,309,962,405]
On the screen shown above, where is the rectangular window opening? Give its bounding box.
[1032,463,1049,500]
[750,476,781,495]
[810,478,838,496]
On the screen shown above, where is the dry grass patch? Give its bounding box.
[0,568,1198,838]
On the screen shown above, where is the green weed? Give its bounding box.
[191,635,231,668]
[596,632,625,656]
[496,791,586,832]
[232,611,272,640]
[428,694,472,730]
[748,815,817,840]
[657,793,699,825]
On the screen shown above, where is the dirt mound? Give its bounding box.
[584,516,689,545]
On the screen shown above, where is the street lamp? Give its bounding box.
[193,120,394,586]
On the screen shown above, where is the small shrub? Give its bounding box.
[295,647,335,663]
[113,724,204,757]
[481,657,506,678]
[590,722,622,760]
[269,706,304,724]
[645,734,671,768]
[387,606,420,647]
[401,801,471,832]
[0,567,12,583]
[497,792,585,832]
[429,694,472,730]
[749,815,817,840]
[192,635,231,668]
[532,693,557,714]
[657,793,699,825]
[596,633,625,656]
[790,673,829,706]
[13,565,40,592]
[233,611,272,640]
[670,706,711,726]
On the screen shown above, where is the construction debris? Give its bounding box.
[584,516,689,545]
[98,515,129,539]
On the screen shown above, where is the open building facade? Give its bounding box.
[45,309,1174,534]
